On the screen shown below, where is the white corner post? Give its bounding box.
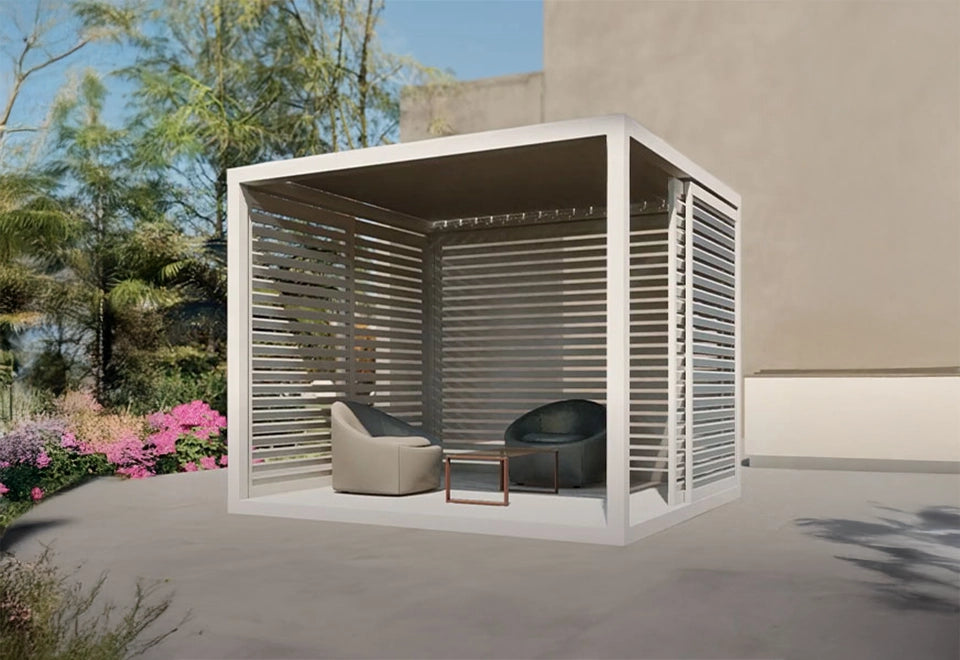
[734,200,743,488]
[683,182,695,502]
[606,120,631,541]
[226,171,252,506]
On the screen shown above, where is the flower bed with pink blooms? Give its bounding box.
[0,392,226,524]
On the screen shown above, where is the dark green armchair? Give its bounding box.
[504,399,606,488]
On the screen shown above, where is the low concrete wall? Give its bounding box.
[400,72,543,142]
[744,375,960,471]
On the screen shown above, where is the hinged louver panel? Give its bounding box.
[686,191,737,491]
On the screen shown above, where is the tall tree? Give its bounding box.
[123,0,439,237]
[0,172,72,354]
[50,71,169,399]
[0,0,135,163]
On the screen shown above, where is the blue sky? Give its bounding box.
[0,0,542,142]
[381,0,542,80]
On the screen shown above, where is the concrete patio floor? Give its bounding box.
[3,467,958,660]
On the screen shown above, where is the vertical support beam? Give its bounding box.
[734,203,743,487]
[665,178,683,506]
[605,120,631,541]
[227,171,252,504]
[422,235,442,438]
[683,183,695,501]
[345,222,357,400]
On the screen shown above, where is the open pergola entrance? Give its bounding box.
[228,116,741,545]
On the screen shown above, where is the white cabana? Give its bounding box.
[227,115,741,545]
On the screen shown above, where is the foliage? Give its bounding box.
[0,1,432,415]
[106,346,226,417]
[0,391,226,533]
[0,418,62,500]
[146,400,226,472]
[0,546,184,660]
[121,0,440,236]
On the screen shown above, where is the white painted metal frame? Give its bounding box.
[228,115,741,545]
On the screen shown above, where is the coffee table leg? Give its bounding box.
[502,458,509,506]
[445,457,451,503]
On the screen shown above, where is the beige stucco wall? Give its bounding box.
[745,376,960,463]
[400,72,543,142]
[401,0,960,376]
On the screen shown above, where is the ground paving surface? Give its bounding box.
[3,467,959,660]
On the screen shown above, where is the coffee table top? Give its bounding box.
[446,447,558,460]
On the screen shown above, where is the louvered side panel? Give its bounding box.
[629,211,671,492]
[438,222,607,451]
[247,201,427,491]
[352,218,426,421]
[688,195,737,489]
[249,209,349,488]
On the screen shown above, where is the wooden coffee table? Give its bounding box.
[444,447,559,506]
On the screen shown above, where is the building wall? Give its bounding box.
[400,72,543,142]
[401,0,960,378]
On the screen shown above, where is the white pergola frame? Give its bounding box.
[227,115,741,545]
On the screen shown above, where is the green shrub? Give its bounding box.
[105,347,225,415]
[0,547,187,660]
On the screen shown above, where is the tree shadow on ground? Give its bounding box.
[0,518,72,552]
[796,505,960,613]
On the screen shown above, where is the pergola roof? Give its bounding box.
[282,136,672,221]
[234,115,740,223]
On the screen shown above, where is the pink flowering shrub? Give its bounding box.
[62,408,155,479]
[0,418,66,501]
[55,390,102,418]
[146,400,226,473]
[0,392,227,515]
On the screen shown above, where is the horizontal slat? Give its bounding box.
[251,210,348,243]
[692,395,735,411]
[693,408,735,424]
[693,204,735,239]
[692,342,735,358]
[693,301,735,323]
[444,234,605,257]
[251,463,331,482]
[252,419,328,434]
[693,329,736,347]
[253,279,354,308]
[253,250,350,280]
[693,274,735,299]
[693,286,734,311]
[444,246,605,268]
[252,227,349,261]
[693,216,735,251]
[694,259,735,287]
[693,370,735,383]
[693,246,734,272]
[692,315,734,335]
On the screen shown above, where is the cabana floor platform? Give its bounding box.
[231,478,739,545]
[227,115,742,545]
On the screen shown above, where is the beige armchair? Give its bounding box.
[330,401,442,495]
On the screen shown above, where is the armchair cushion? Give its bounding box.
[505,399,606,488]
[343,400,440,445]
[331,401,441,495]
